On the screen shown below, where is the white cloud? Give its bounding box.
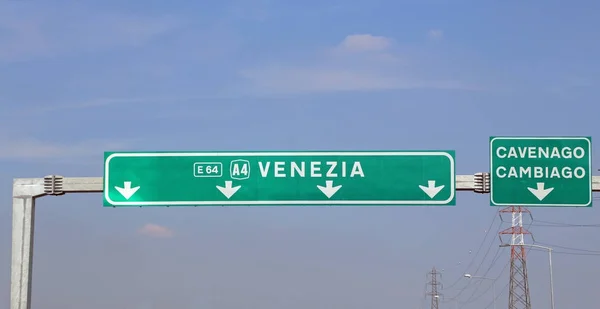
[0,134,137,160]
[137,223,175,238]
[336,34,392,52]
[0,4,181,62]
[239,66,469,94]
[238,33,477,94]
[16,94,244,113]
[427,29,444,40]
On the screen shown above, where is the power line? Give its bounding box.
[445,214,503,299]
[461,248,505,304]
[447,231,503,300]
[471,228,501,276]
[475,231,600,308]
[534,241,600,253]
[528,248,600,256]
[550,251,600,256]
[530,219,600,228]
[478,246,533,309]
[420,281,428,309]
[452,215,531,303]
[529,223,600,227]
[463,258,509,304]
[438,213,599,307]
[442,211,499,291]
[463,215,533,305]
[482,281,509,309]
[458,246,501,302]
[437,212,598,307]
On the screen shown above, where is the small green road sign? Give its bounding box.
[103,151,456,207]
[489,137,592,207]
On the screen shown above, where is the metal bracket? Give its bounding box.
[473,172,490,193]
[43,175,65,196]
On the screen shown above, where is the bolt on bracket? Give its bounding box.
[473,172,490,193]
[43,175,65,195]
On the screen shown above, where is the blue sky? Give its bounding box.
[1,0,599,308]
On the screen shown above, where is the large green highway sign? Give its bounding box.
[103,151,456,206]
[490,137,592,207]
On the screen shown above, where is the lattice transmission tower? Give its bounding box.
[426,267,442,309]
[499,206,533,309]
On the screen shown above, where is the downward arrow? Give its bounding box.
[114,181,140,200]
[419,180,445,199]
[216,181,241,199]
[317,180,342,198]
[527,182,554,201]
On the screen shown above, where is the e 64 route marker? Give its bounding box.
[103,151,456,206]
[489,137,592,207]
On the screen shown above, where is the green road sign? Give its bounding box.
[489,137,592,207]
[103,151,456,206]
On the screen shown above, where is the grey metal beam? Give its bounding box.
[35,175,600,192]
[14,175,600,194]
[61,177,103,193]
[34,175,485,193]
[456,175,475,191]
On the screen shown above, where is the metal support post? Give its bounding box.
[11,196,35,309]
[492,280,497,309]
[548,248,555,309]
[11,178,47,309]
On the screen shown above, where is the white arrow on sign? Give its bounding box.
[419,180,445,199]
[114,181,140,200]
[317,180,342,198]
[216,181,241,199]
[527,182,554,201]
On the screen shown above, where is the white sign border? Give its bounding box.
[104,151,456,206]
[489,136,592,207]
